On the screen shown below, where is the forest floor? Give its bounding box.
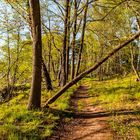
[50,85,114,140]
[1,75,140,139]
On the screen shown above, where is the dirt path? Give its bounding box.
[50,86,114,140]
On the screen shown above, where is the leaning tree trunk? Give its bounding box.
[28,0,42,109]
[43,31,140,107]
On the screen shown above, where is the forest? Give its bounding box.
[0,0,140,139]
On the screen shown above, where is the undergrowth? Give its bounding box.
[0,84,78,140]
[84,74,140,139]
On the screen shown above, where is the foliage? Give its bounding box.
[0,0,140,139]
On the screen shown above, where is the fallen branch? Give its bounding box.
[43,31,140,107]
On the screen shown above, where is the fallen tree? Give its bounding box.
[44,31,140,107]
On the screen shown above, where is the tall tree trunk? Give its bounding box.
[48,17,51,74]
[42,26,53,88]
[98,43,104,81]
[7,29,11,96]
[66,0,71,82]
[61,0,70,86]
[43,31,140,107]
[75,0,89,77]
[136,17,140,71]
[12,25,20,83]
[11,25,20,95]
[28,0,42,109]
[47,39,51,74]
[71,0,77,80]
[58,54,63,86]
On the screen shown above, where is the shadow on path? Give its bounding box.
[49,85,137,140]
[48,107,140,119]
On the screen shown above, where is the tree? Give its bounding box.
[44,31,140,107]
[27,0,42,109]
[75,0,89,77]
[61,0,70,86]
[71,0,78,80]
[1,0,140,108]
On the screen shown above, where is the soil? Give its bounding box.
[49,86,114,140]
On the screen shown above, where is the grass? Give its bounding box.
[0,84,78,140]
[84,74,140,139]
[1,74,140,139]
[77,100,85,112]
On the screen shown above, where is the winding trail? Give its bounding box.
[50,85,114,140]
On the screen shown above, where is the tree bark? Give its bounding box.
[66,0,71,82]
[75,0,89,77]
[11,25,21,95]
[71,0,77,80]
[61,0,70,86]
[136,17,140,71]
[47,17,51,74]
[28,0,42,109]
[7,28,11,96]
[43,31,140,107]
